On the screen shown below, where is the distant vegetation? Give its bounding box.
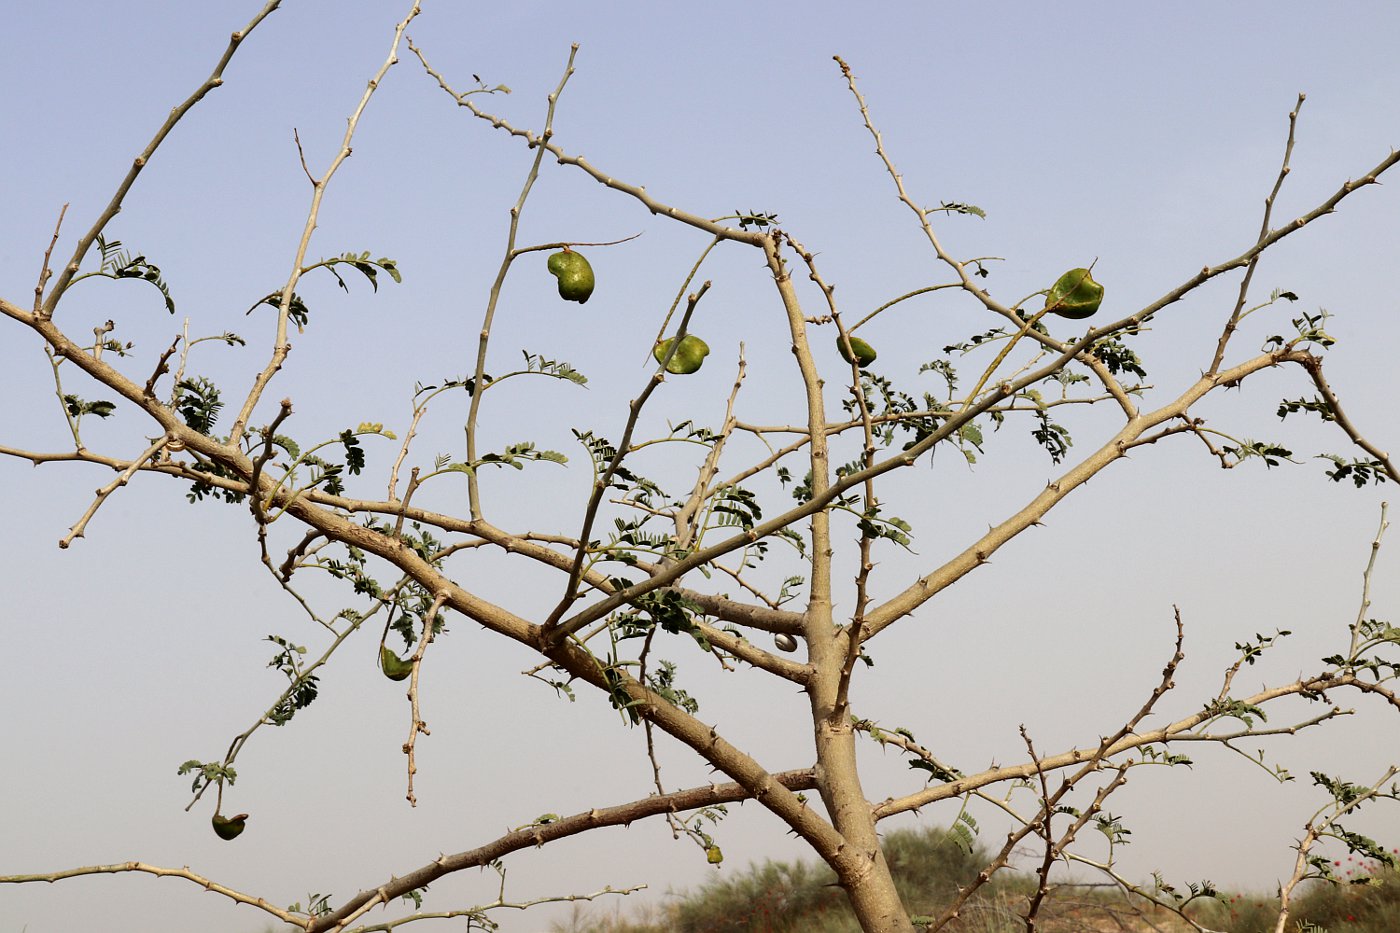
[552,828,1400,933]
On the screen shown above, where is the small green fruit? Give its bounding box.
[211,812,248,841]
[836,334,877,368]
[1044,268,1104,319]
[653,334,711,374]
[380,645,413,682]
[706,845,724,864]
[546,249,595,304]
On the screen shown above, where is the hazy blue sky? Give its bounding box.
[4,3,1400,931]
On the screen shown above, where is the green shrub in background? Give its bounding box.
[556,826,990,932]
[557,837,1400,933]
[1290,858,1400,932]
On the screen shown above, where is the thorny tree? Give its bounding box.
[4,4,1400,933]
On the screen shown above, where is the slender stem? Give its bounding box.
[1208,94,1305,375]
[649,235,723,363]
[1348,502,1390,661]
[41,4,284,319]
[413,44,767,248]
[1303,357,1399,484]
[59,437,169,548]
[543,282,712,635]
[227,1,422,445]
[463,45,579,520]
[33,203,69,314]
[1273,766,1400,933]
[403,591,447,806]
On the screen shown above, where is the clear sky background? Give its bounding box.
[4,3,1400,931]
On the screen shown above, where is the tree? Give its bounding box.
[3,4,1399,932]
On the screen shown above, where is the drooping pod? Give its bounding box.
[211,812,248,840]
[380,645,414,681]
[1044,268,1104,319]
[546,249,595,304]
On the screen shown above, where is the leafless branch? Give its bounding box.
[33,202,68,314]
[59,436,169,548]
[40,3,284,319]
[1208,94,1305,375]
[305,769,817,932]
[403,591,448,806]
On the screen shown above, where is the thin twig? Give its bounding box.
[305,769,817,931]
[292,127,315,185]
[673,345,747,553]
[649,235,723,365]
[1348,502,1390,661]
[41,3,284,319]
[412,44,766,247]
[0,862,307,929]
[33,203,69,314]
[184,582,403,811]
[1273,766,1400,933]
[542,281,712,638]
[404,591,447,806]
[1208,94,1305,375]
[460,45,579,520]
[1303,356,1399,484]
[59,437,169,548]
[227,1,423,445]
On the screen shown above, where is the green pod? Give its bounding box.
[836,334,877,368]
[380,645,414,682]
[546,249,595,304]
[653,334,711,374]
[211,812,248,841]
[1044,268,1104,319]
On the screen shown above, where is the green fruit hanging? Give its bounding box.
[380,645,414,682]
[1044,268,1104,319]
[653,334,710,374]
[836,334,877,368]
[211,812,248,841]
[546,249,595,304]
[706,845,724,864]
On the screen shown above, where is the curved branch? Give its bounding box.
[1303,356,1399,484]
[58,436,168,548]
[1207,93,1305,375]
[0,861,306,930]
[465,45,579,520]
[410,41,767,247]
[873,668,1394,821]
[40,1,285,319]
[861,349,1308,637]
[226,1,422,445]
[307,769,817,932]
[835,55,1400,368]
[544,282,714,635]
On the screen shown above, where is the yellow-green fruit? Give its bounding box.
[546,249,595,304]
[653,334,710,374]
[836,334,877,368]
[706,845,724,864]
[211,812,248,841]
[1044,268,1104,319]
[380,645,413,681]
